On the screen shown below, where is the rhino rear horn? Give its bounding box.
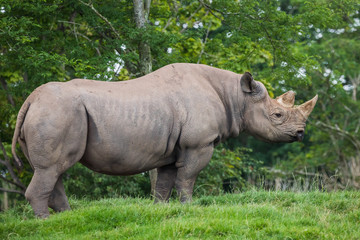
[276,91,296,108]
[241,72,258,93]
[297,95,318,120]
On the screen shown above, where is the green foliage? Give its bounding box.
[1,191,360,239]
[195,144,264,195]
[63,164,150,199]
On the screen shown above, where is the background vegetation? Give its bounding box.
[1,0,360,209]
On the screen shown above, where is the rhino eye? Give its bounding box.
[275,113,282,118]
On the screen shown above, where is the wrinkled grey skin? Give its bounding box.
[12,63,317,218]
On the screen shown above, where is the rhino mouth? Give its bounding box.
[251,130,304,143]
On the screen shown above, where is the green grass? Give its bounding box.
[1,190,360,239]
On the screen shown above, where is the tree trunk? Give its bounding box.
[1,182,9,211]
[137,43,152,76]
[275,177,281,191]
[349,74,360,102]
[133,0,152,76]
[132,0,156,197]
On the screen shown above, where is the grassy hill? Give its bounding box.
[1,190,360,239]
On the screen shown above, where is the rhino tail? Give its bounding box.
[11,101,31,170]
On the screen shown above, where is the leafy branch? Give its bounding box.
[79,0,121,39]
[0,138,26,195]
[315,121,360,151]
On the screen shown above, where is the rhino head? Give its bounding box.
[240,72,318,143]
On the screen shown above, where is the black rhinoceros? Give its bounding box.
[12,63,317,218]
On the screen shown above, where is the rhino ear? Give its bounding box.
[297,95,318,119]
[276,91,296,108]
[241,72,258,93]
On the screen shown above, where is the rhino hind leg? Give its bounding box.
[23,103,88,218]
[154,163,177,203]
[25,166,61,218]
[25,147,86,218]
[26,155,81,218]
[175,145,213,203]
[48,175,71,212]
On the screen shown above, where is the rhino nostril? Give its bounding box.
[296,130,304,141]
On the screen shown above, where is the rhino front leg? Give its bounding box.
[154,163,177,203]
[48,175,71,212]
[175,145,213,203]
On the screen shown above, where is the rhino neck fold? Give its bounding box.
[207,70,243,140]
[227,75,244,137]
[235,76,246,135]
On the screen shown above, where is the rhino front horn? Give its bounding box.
[276,91,296,108]
[297,95,318,120]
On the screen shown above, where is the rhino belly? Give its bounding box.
[79,120,177,175]
[80,147,174,175]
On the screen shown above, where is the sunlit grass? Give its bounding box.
[1,190,360,239]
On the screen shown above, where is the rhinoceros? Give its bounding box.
[12,63,317,218]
